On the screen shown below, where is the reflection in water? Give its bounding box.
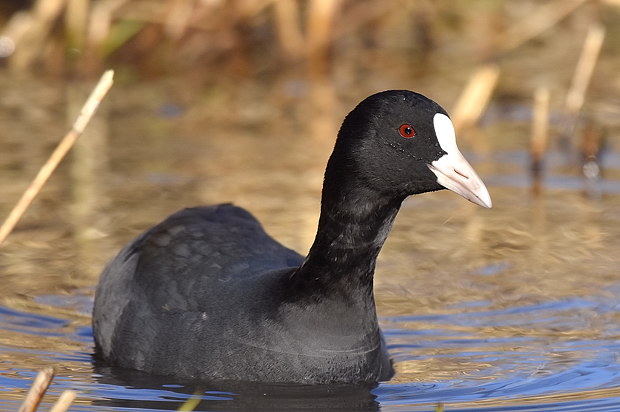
[92,365,379,411]
[1,74,620,410]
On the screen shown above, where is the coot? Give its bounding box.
[93,90,491,384]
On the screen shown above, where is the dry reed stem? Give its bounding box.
[66,0,89,49]
[164,0,195,39]
[581,122,602,160]
[88,0,131,47]
[8,0,66,71]
[531,87,551,168]
[273,0,304,60]
[49,390,77,412]
[451,64,500,134]
[0,70,115,246]
[559,22,605,142]
[531,87,550,195]
[177,391,203,411]
[565,23,605,116]
[18,368,54,412]
[306,0,340,76]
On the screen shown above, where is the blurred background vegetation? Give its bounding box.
[1,0,620,183]
[0,0,615,83]
[1,0,619,176]
[2,0,619,130]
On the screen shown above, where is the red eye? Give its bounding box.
[399,124,416,138]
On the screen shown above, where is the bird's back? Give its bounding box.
[93,204,304,378]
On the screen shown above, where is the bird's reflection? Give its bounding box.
[92,363,380,411]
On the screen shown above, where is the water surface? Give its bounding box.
[1,72,620,411]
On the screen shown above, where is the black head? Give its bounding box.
[326,90,491,208]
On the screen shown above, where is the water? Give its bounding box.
[1,72,620,411]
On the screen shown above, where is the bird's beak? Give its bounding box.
[427,114,492,208]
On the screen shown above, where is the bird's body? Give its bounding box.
[94,205,392,383]
[93,90,491,384]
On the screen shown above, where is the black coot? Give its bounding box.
[93,90,492,384]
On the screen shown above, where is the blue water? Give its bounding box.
[2,287,620,411]
[2,77,620,410]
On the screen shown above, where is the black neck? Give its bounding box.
[289,167,404,301]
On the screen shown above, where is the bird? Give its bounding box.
[92,90,492,385]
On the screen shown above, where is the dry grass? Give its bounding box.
[0,0,400,76]
[0,0,611,79]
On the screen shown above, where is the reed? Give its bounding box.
[306,0,339,76]
[6,0,66,71]
[65,0,89,50]
[49,390,77,412]
[0,71,114,246]
[1,0,608,79]
[176,389,204,411]
[0,0,406,75]
[562,23,606,139]
[530,87,551,194]
[581,121,604,198]
[272,0,304,61]
[18,369,76,412]
[18,368,54,412]
[451,64,500,134]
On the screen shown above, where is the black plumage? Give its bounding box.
[93,90,491,384]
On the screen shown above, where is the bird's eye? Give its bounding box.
[399,124,416,138]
